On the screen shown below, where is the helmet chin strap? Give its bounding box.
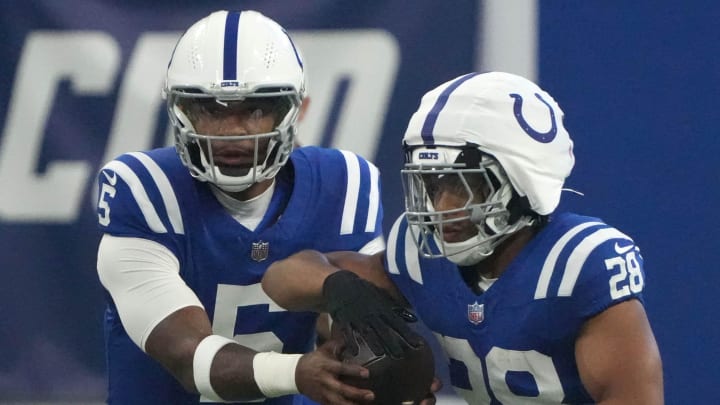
[197,144,261,192]
[441,215,533,266]
[440,235,494,266]
[442,181,534,266]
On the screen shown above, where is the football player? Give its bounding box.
[95,10,387,404]
[262,72,664,404]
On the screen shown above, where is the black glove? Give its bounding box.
[322,270,422,359]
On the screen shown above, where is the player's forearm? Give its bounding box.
[189,338,304,402]
[158,335,265,401]
[324,250,406,304]
[263,250,340,312]
[147,310,302,401]
[205,343,266,401]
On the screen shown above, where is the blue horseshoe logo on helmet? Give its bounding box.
[509,93,557,143]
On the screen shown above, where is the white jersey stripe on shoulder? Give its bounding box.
[557,228,633,297]
[104,160,167,233]
[128,152,184,235]
[364,163,380,233]
[339,150,360,235]
[534,221,603,299]
[358,235,385,255]
[404,225,423,284]
[386,215,404,275]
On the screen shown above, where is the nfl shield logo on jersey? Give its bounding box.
[251,241,269,262]
[468,301,484,325]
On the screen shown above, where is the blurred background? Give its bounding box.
[1,0,718,403]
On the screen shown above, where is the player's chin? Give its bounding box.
[216,165,253,177]
[442,230,476,243]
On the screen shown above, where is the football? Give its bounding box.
[339,329,435,404]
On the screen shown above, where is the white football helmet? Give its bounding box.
[165,10,306,192]
[401,72,575,265]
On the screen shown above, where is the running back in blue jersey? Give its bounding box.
[96,146,383,405]
[385,212,645,404]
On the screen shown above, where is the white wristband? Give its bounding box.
[253,351,303,397]
[193,335,238,402]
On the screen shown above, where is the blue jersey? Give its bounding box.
[96,146,383,405]
[385,213,645,404]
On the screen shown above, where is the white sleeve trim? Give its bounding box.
[386,215,405,275]
[339,150,361,235]
[102,160,168,233]
[404,224,423,285]
[534,221,603,299]
[96,234,203,351]
[557,227,633,297]
[128,152,185,234]
[364,162,381,233]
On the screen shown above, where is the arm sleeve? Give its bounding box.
[96,234,203,351]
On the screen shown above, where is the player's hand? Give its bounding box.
[322,270,423,358]
[295,339,375,405]
[418,377,443,405]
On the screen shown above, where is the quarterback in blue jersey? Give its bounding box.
[95,10,382,405]
[263,72,664,404]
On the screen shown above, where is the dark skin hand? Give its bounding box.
[297,339,374,405]
[422,378,443,405]
[145,305,375,404]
